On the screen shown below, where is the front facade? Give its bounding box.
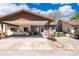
[0,9,53,38]
[1,9,79,38]
[1,23,45,36]
[62,20,79,38]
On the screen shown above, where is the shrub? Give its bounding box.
[54,32,65,37]
[59,32,65,36]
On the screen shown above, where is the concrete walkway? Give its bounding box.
[0,37,79,56]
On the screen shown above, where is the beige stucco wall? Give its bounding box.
[74,26,79,35]
[62,22,74,33]
[6,25,31,33]
[0,24,6,33]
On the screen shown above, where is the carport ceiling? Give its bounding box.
[2,21,48,26]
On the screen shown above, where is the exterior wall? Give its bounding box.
[0,24,6,33]
[74,26,79,35]
[5,25,31,36]
[1,24,45,36]
[50,25,56,32]
[0,24,7,37]
[62,22,74,33]
[5,25,18,36]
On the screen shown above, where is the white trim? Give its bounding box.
[3,21,48,26]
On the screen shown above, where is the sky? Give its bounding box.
[26,3,79,12]
[0,3,79,20]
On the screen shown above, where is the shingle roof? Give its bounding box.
[64,20,79,26]
[0,9,54,21]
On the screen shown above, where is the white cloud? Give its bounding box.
[31,8,42,14]
[46,10,53,14]
[0,3,75,20]
[31,4,76,20]
[18,4,30,10]
[0,3,30,16]
[40,11,48,16]
[58,5,75,20]
[40,9,53,16]
[31,8,54,17]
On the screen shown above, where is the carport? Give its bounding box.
[0,9,53,38]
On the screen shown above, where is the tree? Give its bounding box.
[71,13,79,20]
[48,10,62,20]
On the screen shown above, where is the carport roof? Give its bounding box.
[3,21,48,26]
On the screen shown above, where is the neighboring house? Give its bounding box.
[0,9,54,38]
[62,20,79,38]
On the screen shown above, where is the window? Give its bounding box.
[74,27,77,29]
[40,28,43,32]
[24,27,28,32]
[11,28,17,32]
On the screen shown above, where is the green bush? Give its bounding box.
[59,32,65,36]
[54,32,65,37]
[54,32,58,37]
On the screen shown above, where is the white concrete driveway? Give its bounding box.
[0,37,79,55]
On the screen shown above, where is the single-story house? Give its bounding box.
[62,20,79,38]
[0,9,55,38]
[1,9,78,38]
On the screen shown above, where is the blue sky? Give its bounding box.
[0,3,79,20]
[26,3,79,12]
[17,3,79,20]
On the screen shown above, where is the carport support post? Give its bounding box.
[48,20,51,37]
[1,23,4,39]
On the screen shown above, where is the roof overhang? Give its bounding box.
[3,21,48,26]
[0,9,53,22]
[63,20,79,26]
